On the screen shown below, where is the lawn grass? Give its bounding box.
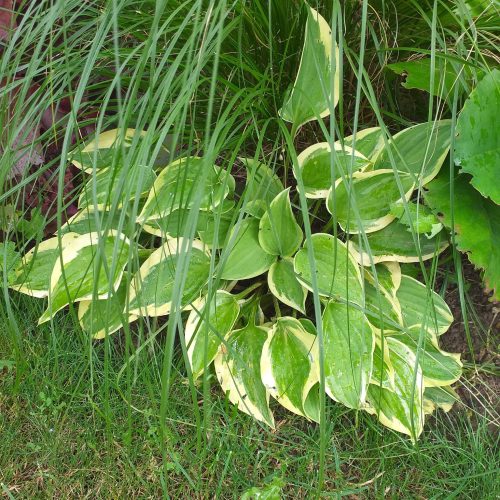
[1,296,498,498]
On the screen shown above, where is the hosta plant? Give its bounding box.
[7,4,463,441]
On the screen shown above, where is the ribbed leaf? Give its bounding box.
[268,258,307,314]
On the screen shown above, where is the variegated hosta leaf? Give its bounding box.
[390,201,443,238]
[391,326,462,387]
[365,262,402,297]
[367,337,424,440]
[363,279,403,332]
[396,275,453,337]
[59,209,130,237]
[294,233,364,305]
[343,127,385,162]
[371,340,395,390]
[128,237,210,318]
[279,6,340,131]
[220,218,276,280]
[214,322,274,427]
[258,188,302,257]
[239,157,284,218]
[348,220,448,265]
[78,284,135,339]
[138,157,234,222]
[78,163,157,210]
[373,120,452,185]
[296,142,370,198]
[38,231,132,324]
[268,258,307,314]
[322,301,375,409]
[327,170,415,234]
[69,128,169,173]
[10,233,80,298]
[185,290,240,380]
[261,317,320,421]
[423,385,459,414]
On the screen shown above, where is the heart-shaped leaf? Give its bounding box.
[258,188,302,257]
[268,258,307,314]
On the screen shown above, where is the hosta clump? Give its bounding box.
[7,4,463,441]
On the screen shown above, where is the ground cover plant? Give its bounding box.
[1,0,498,497]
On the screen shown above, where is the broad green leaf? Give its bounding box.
[59,209,130,237]
[78,163,156,210]
[387,58,466,98]
[348,220,448,265]
[196,202,235,249]
[140,208,192,237]
[258,188,302,256]
[327,170,415,234]
[343,127,385,161]
[240,157,284,218]
[322,301,375,409]
[366,337,424,440]
[298,318,317,336]
[10,233,80,298]
[69,128,147,172]
[38,231,132,324]
[78,284,134,339]
[365,262,402,297]
[214,322,274,427]
[268,258,307,314]
[390,201,443,238]
[128,237,210,317]
[220,218,276,280]
[425,172,500,301]
[296,142,369,198]
[138,157,234,222]
[371,341,395,390]
[261,317,320,421]
[374,120,452,185]
[423,385,459,414]
[455,69,500,204]
[279,6,340,131]
[396,275,453,337]
[364,279,403,332]
[294,233,363,305]
[0,241,20,285]
[393,326,462,387]
[241,476,285,500]
[185,290,240,380]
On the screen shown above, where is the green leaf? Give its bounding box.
[279,5,339,131]
[343,127,385,161]
[294,233,364,305]
[10,233,80,298]
[38,231,132,324]
[322,301,375,409]
[374,120,452,185]
[296,142,369,198]
[214,322,274,427]
[241,476,285,500]
[78,283,133,339]
[387,58,465,98]
[138,157,234,222]
[454,69,500,204]
[220,218,276,280]
[364,279,403,332]
[185,290,240,380]
[348,220,448,265]
[425,172,500,301]
[78,163,156,210]
[128,237,211,317]
[371,340,395,391]
[0,241,20,285]
[261,317,320,421]
[396,275,453,337]
[196,201,235,249]
[59,209,130,237]
[390,201,443,238]
[268,258,307,314]
[327,170,415,234]
[258,188,302,257]
[240,157,284,218]
[423,385,459,414]
[366,337,424,440]
[365,262,402,296]
[392,326,462,387]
